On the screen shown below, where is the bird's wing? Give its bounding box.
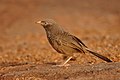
[72,35,88,48]
[56,32,86,53]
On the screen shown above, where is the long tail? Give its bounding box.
[86,48,112,62]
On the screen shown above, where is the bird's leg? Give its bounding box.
[61,56,72,66]
[52,56,72,67]
[56,56,72,67]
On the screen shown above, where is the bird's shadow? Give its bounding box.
[44,62,58,65]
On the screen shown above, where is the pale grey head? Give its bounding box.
[36,19,63,33]
[37,19,57,28]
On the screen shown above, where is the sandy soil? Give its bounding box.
[0,0,120,80]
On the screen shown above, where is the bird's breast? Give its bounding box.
[47,34,64,53]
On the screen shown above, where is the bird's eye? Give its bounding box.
[44,22,47,24]
[41,21,48,25]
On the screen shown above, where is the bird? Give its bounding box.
[36,19,112,66]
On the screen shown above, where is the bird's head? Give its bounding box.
[36,19,56,28]
[36,19,63,33]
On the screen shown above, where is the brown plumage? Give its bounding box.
[36,19,112,66]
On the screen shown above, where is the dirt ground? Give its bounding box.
[0,0,120,80]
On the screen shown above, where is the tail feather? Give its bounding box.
[86,48,112,62]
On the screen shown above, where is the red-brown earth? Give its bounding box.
[0,0,120,80]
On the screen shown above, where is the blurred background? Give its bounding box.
[0,0,120,64]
